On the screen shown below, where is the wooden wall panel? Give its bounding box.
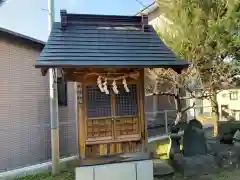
[115,117,139,136]
[86,118,113,139]
[85,141,142,158]
[110,143,115,154]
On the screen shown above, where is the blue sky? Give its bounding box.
[0,0,153,41]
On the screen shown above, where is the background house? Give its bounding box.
[136,2,169,31]
[0,27,77,172]
[203,89,240,121]
[218,89,240,120]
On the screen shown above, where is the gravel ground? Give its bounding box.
[156,169,240,180]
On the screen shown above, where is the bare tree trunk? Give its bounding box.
[210,91,219,136]
[174,87,183,124]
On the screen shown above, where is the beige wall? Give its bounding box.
[148,8,163,26]
[148,8,167,29]
[147,6,173,36]
[202,89,240,120]
[217,89,240,120]
[0,37,77,172]
[217,89,240,110]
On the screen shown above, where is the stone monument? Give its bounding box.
[172,119,216,177]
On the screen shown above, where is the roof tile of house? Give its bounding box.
[0,27,45,46]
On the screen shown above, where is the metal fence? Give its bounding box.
[146,106,214,138]
[145,110,176,137]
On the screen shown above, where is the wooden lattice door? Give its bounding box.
[114,84,140,141]
[85,85,113,143]
[85,84,141,157]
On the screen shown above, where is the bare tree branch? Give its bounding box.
[182,102,196,113]
[151,91,176,97]
[184,86,209,99]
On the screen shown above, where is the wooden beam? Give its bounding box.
[77,82,86,159]
[64,68,140,82]
[41,68,48,76]
[172,67,188,74]
[84,78,138,85]
[139,69,148,151]
[64,68,140,75]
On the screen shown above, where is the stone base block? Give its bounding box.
[75,160,153,180]
[153,159,174,176]
[215,150,240,169]
[172,154,217,177]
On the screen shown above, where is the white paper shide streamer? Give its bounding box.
[112,80,119,94]
[103,78,109,94]
[123,78,130,92]
[97,76,104,92]
[97,76,130,94]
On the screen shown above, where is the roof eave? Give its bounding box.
[0,27,45,46]
[35,61,190,69]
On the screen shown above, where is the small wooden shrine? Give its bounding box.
[36,10,189,159]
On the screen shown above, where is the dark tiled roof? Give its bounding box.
[36,10,189,68]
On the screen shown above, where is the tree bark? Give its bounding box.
[174,87,183,124]
[210,91,219,136]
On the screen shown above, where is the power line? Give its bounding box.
[135,0,147,8]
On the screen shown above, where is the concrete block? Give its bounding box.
[137,160,154,180]
[75,166,94,180]
[75,160,154,180]
[95,162,136,180]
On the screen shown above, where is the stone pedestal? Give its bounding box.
[75,160,154,180]
[172,154,217,177]
[168,134,181,159]
[215,149,240,169]
[153,159,174,176]
[208,141,240,169]
[233,130,240,147]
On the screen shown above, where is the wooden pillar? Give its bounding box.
[153,95,158,117]
[77,82,86,159]
[139,69,148,151]
[49,68,60,175]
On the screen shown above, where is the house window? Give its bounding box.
[229,91,238,100]
[57,77,68,106]
[221,105,229,118]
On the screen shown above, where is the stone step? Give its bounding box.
[153,159,174,176]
